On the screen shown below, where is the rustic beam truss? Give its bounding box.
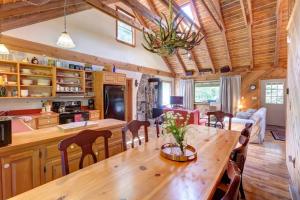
[190,0,215,73]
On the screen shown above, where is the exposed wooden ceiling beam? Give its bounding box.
[176,51,189,73]
[214,0,232,71]
[274,0,283,67]
[85,0,144,31]
[158,0,200,30]
[0,34,174,77]
[118,0,161,25]
[0,3,90,32]
[162,56,176,75]
[132,10,148,28]
[240,0,254,69]
[0,0,84,19]
[190,0,215,73]
[200,0,223,31]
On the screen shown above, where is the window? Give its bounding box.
[181,3,194,21]
[194,81,220,103]
[116,7,135,46]
[162,81,172,106]
[265,82,284,104]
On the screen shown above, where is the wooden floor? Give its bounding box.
[243,132,291,200]
[131,126,291,200]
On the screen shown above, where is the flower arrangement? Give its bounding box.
[162,111,190,154]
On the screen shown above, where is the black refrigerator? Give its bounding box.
[104,85,125,120]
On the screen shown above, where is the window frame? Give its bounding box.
[115,6,136,47]
[161,81,173,106]
[264,82,285,105]
[194,80,220,104]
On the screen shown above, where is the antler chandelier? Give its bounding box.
[142,0,205,56]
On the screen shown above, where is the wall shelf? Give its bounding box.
[0,60,95,99]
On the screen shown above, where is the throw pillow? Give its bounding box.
[236,111,252,119]
[247,109,257,115]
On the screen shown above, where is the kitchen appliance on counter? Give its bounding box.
[0,117,12,147]
[88,99,95,110]
[52,101,89,124]
[104,85,125,121]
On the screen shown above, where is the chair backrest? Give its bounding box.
[222,161,241,200]
[241,123,253,137]
[155,114,164,138]
[122,120,150,149]
[58,129,112,176]
[231,135,250,173]
[207,111,234,130]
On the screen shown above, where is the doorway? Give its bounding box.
[261,79,286,127]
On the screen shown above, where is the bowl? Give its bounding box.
[7,81,17,86]
[37,79,50,86]
[21,69,31,74]
[21,90,29,97]
[22,79,33,85]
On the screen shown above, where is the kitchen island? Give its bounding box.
[0,119,126,200]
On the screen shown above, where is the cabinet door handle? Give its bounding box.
[95,151,98,155]
[3,163,10,169]
[70,145,74,149]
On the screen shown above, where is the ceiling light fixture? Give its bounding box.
[57,0,75,49]
[142,0,205,56]
[0,34,9,55]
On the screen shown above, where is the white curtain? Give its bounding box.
[179,79,194,110]
[220,75,241,114]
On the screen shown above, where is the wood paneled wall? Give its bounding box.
[286,0,300,199]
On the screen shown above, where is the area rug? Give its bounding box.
[267,125,286,141]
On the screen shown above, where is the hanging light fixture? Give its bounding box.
[142,0,205,56]
[57,0,75,49]
[0,34,9,55]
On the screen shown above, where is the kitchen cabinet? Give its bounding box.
[36,115,59,129]
[44,152,90,183]
[102,72,126,85]
[1,149,40,199]
[0,119,125,199]
[89,110,100,120]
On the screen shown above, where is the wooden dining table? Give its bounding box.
[9,126,240,200]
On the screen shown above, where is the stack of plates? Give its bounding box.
[37,79,50,86]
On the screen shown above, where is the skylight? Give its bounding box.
[181,3,194,20]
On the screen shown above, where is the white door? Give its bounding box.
[261,79,286,127]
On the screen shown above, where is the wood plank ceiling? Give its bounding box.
[0,0,289,77]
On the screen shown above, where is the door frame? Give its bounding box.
[260,79,286,126]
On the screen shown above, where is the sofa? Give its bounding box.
[225,107,267,144]
[163,108,200,125]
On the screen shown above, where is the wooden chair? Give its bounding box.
[58,129,112,176]
[241,123,253,138]
[213,161,241,200]
[122,120,150,150]
[230,134,250,199]
[154,114,164,138]
[206,111,233,130]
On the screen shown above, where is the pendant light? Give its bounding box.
[57,0,75,49]
[0,33,9,55]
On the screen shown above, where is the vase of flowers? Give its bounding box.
[162,111,190,154]
[160,111,197,162]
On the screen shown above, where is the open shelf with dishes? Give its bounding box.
[84,71,94,97]
[56,67,85,96]
[19,63,55,98]
[0,60,19,98]
[0,60,96,99]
